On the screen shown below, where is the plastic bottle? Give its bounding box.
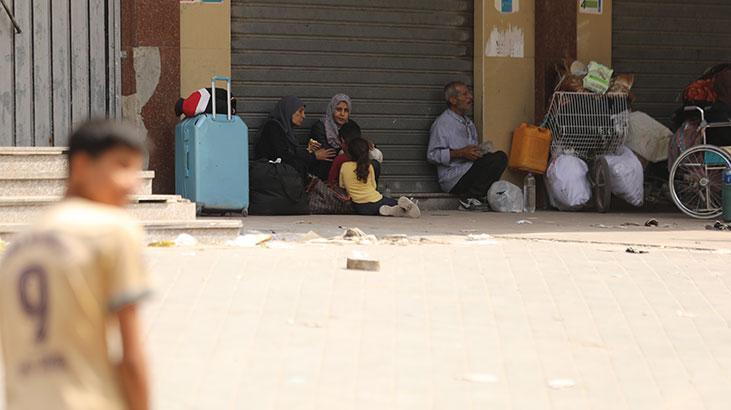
[523,173,536,213]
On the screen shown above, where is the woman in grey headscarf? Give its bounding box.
[255,96,335,180]
[308,94,349,180]
[312,94,352,151]
[310,94,383,180]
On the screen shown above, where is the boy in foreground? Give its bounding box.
[0,120,151,410]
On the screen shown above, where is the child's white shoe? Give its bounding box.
[397,197,421,218]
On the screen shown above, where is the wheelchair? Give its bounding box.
[669,106,731,219]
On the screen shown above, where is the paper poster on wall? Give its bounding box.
[495,0,519,14]
[579,0,602,14]
[485,25,524,58]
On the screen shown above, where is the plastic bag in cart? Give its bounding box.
[604,146,644,207]
[487,181,523,213]
[546,155,592,210]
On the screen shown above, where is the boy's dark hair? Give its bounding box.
[338,120,362,145]
[347,137,371,183]
[67,120,147,162]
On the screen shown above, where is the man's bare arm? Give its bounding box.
[118,305,149,410]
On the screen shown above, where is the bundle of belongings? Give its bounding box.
[175,87,238,118]
[670,64,731,163]
[545,58,649,210]
[546,146,644,211]
[554,58,635,96]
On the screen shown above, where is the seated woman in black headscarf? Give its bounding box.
[255,96,335,181]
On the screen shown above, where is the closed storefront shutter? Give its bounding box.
[231,0,474,193]
[613,0,731,126]
[0,0,121,147]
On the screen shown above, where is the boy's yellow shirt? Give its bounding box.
[0,198,151,410]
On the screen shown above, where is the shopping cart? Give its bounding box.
[669,106,731,219]
[543,92,631,211]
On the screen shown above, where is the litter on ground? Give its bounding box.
[298,231,324,243]
[226,233,274,247]
[174,233,198,247]
[340,228,378,244]
[465,234,498,245]
[706,221,731,231]
[457,373,499,384]
[625,247,648,254]
[548,378,576,390]
[148,240,176,248]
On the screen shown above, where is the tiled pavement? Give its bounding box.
[2,225,731,409]
[129,237,731,410]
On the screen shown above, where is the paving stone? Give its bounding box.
[3,231,731,409]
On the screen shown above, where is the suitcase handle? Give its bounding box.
[211,76,232,121]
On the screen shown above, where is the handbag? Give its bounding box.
[306,177,354,214]
[249,159,310,215]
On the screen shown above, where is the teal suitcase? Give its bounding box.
[175,76,249,215]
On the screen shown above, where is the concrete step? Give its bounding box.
[0,147,67,175]
[0,171,154,196]
[143,220,243,244]
[0,219,242,245]
[0,195,196,223]
[392,192,460,211]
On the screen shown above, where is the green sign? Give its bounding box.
[579,0,602,14]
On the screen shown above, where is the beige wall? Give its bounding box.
[180,0,231,96]
[577,0,612,66]
[475,0,536,182]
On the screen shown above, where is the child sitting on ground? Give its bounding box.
[327,121,381,187]
[340,137,420,218]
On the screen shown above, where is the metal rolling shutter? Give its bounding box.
[231,0,474,193]
[0,0,121,147]
[613,0,731,127]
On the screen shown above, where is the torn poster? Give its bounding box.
[485,25,524,58]
[579,0,602,15]
[495,0,519,13]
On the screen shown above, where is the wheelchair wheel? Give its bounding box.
[669,144,731,219]
[592,156,611,213]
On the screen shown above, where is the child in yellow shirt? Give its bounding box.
[340,137,420,217]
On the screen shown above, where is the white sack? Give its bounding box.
[546,155,592,210]
[487,181,523,213]
[604,145,644,207]
[627,111,672,163]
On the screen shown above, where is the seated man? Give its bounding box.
[427,81,508,210]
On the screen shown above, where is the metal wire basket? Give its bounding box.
[544,92,630,161]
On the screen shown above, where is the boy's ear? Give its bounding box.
[69,152,91,175]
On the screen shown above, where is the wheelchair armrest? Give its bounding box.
[684,106,706,123]
[706,122,731,129]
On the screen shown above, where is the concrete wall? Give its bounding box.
[475,0,536,155]
[577,0,612,66]
[122,0,180,194]
[180,0,231,96]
